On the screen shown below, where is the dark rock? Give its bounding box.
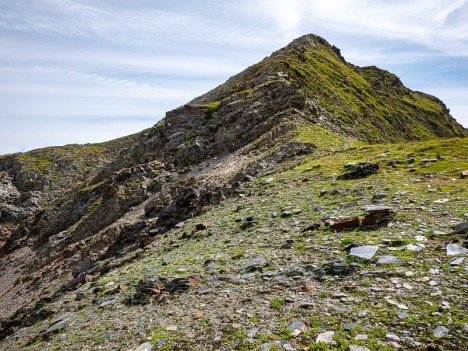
[343,322,359,330]
[337,162,379,180]
[329,216,360,230]
[281,239,295,249]
[372,193,387,201]
[124,276,202,305]
[242,256,267,271]
[362,205,395,227]
[301,222,322,232]
[243,175,255,182]
[199,289,214,295]
[192,223,208,234]
[320,188,343,196]
[452,222,468,234]
[323,263,358,276]
[240,216,256,229]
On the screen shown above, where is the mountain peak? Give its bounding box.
[0,34,467,344]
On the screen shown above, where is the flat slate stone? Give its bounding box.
[450,257,464,266]
[349,245,379,260]
[316,331,335,344]
[49,312,75,326]
[349,346,370,351]
[99,298,118,308]
[242,256,267,269]
[363,205,393,212]
[46,321,69,334]
[288,320,306,331]
[377,255,405,265]
[134,342,154,351]
[386,332,400,342]
[405,244,424,251]
[447,243,468,256]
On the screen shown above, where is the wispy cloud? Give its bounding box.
[0,0,467,154]
[256,0,468,56]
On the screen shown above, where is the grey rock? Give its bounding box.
[247,327,259,337]
[262,342,277,351]
[234,338,257,346]
[281,341,295,350]
[288,320,306,336]
[46,320,69,334]
[362,205,393,212]
[316,331,335,344]
[242,256,267,270]
[199,289,214,294]
[357,310,368,318]
[349,346,370,351]
[156,339,167,347]
[99,298,118,308]
[372,193,387,200]
[398,310,407,319]
[134,342,154,351]
[433,325,449,338]
[447,243,468,256]
[49,312,75,326]
[377,255,405,265]
[404,244,424,251]
[240,273,256,279]
[349,245,378,260]
[386,332,400,342]
[343,322,359,330]
[450,257,464,266]
[333,306,352,312]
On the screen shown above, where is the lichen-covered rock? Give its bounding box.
[337,162,380,180]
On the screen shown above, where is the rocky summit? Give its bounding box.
[0,34,467,351]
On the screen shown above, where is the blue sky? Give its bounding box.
[1,0,467,154]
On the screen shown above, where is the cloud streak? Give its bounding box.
[0,0,467,154]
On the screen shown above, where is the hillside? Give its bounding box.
[0,34,467,351]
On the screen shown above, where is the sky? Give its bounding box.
[1,0,467,155]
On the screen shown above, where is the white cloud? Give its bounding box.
[0,0,467,154]
[257,0,468,56]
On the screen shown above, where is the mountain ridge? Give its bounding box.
[0,34,467,349]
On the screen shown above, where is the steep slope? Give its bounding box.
[1,138,467,351]
[0,34,467,343]
[193,35,465,142]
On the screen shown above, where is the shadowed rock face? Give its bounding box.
[0,33,467,339]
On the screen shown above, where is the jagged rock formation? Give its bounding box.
[0,34,466,339]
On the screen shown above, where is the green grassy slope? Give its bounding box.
[6,137,467,351]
